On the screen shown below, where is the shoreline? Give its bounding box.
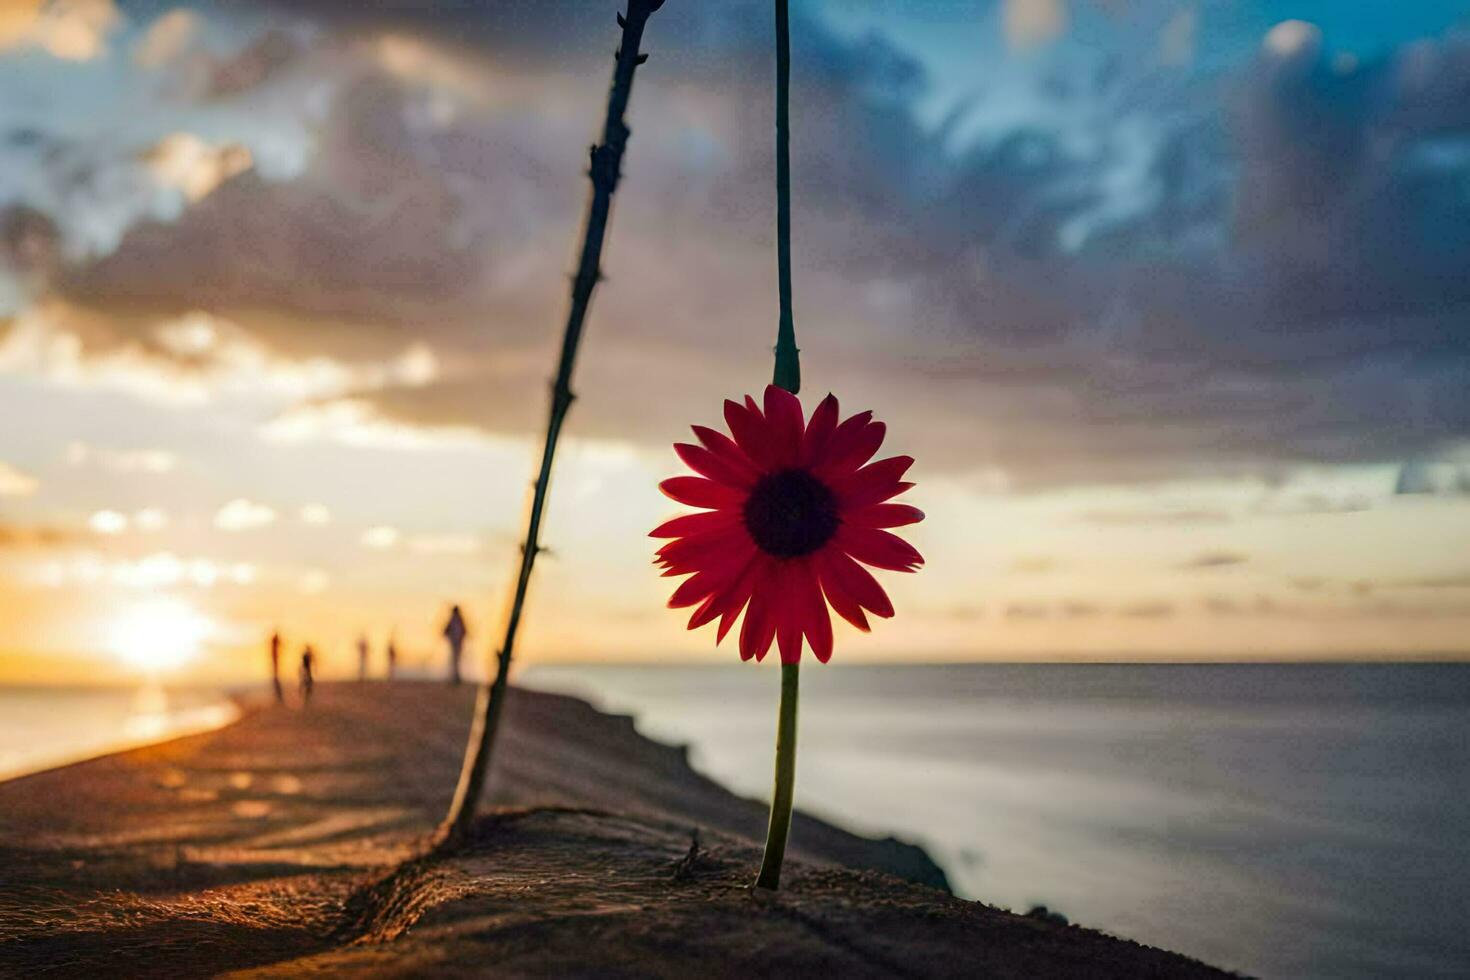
[0,686,243,784]
[0,681,1228,977]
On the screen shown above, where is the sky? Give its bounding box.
[1,0,1468,683]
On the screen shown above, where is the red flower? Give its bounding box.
[652,385,924,664]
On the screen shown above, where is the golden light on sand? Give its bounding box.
[109,597,213,673]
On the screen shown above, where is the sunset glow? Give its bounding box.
[109,597,213,674]
[0,1,1467,685]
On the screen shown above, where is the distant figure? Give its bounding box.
[299,646,316,705]
[357,633,370,681]
[443,605,467,685]
[386,632,399,680]
[269,631,284,704]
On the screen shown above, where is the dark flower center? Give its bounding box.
[743,468,839,558]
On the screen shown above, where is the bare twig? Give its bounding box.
[439,0,667,845]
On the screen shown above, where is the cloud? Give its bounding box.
[65,441,177,473]
[28,551,256,589]
[298,568,329,594]
[1004,0,1067,49]
[0,0,120,61]
[1119,600,1175,619]
[0,460,38,495]
[1157,7,1196,68]
[6,2,1470,490]
[298,503,331,524]
[142,133,253,203]
[1396,455,1470,496]
[1262,20,1322,60]
[214,498,277,532]
[133,8,197,68]
[1178,551,1249,570]
[360,525,401,549]
[1251,491,1373,515]
[1004,601,1051,621]
[1,205,62,286]
[1079,507,1232,526]
[406,533,481,556]
[87,509,127,534]
[1389,574,1470,590]
[0,522,77,549]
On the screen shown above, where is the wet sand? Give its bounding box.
[0,682,1229,977]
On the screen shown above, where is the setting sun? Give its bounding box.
[109,597,213,674]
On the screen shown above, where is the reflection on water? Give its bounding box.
[0,684,239,781]
[521,663,1470,980]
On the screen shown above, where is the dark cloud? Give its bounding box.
[1003,602,1051,621]
[1178,551,1249,570]
[1058,600,1099,619]
[1119,600,1176,619]
[1,204,61,278]
[1390,574,1470,590]
[1251,491,1374,515]
[12,3,1470,486]
[1396,456,1470,495]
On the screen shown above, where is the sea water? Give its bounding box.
[0,684,239,781]
[519,662,1470,979]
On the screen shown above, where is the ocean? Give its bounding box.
[518,663,1470,979]
[0,684,239,781]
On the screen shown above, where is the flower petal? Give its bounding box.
[834,456,914,509]
[814,414,882,477]
[687,593,723,631]
[845,503,924,529]
[650,510,739,539]
[801,393,839,464]
[763,385,805,467]
[675,442,755,488]
[667,570,719,609]
[724,399,774,469]
[774,562,804,665]
[691,555,760,634]
[659,476,745,509]
[717,583,753,644]
[837,525,924,572]
[667,553,749,609]
[824,552,894,618]
[692,424,758,475]
[740,591,776,662]
[818,550,871,632]
[796,563,833,663]
[656,527,752,572]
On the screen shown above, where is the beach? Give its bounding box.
[0,681,1224,977]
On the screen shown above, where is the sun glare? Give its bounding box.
[110,597,212,674]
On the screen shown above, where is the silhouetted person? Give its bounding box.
[386,632,399,680]
[443,605,467,685]
[299,646,316,705]
[357,633,370,681]
[269,631,284,704]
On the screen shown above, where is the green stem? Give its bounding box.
[754,0,802,893]
[755,660,800,890]
[439,0,665,846]
[772,0,800,395]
